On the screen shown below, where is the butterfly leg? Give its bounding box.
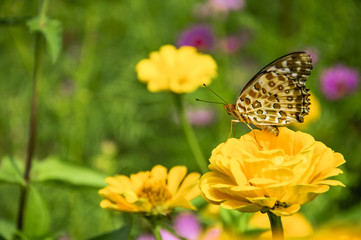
[228,120,240,138]
[244,123,263,148]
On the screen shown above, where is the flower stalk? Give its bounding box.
[161,223,187,240]
[267,211,284,240]
[16,1,46,232]
[152,224,162,240]
[173,94,208,173]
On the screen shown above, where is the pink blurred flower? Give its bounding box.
[194,0,245,18]
[219,36,241,54]
[136,234,156,240]
[321,64,360,100]
[218,30,251,54]
[174,212,202,239]
[210,0,245,11]
[187,108,216,126]
[136,212,221,240]
[177,25,215,51]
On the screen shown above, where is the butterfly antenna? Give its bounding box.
[195,99,225,105]
[202,84,228,104]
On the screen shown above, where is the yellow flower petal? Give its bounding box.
[177,172,201,199]
[169,195,197,210]
[167,166,187,195]
[317,179,345,187]
[221,200,262,212]
[247,197,278,208]
[151,165,168,181]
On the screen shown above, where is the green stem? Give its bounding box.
[161,224,187,240]
[126,213,133,240]
[173,94,208,173]
[152,224,162,240]
[16,1,45,232]
[39,0,49,22]
[267,211,284,240]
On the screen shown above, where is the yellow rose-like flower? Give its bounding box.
[136,45,217,93]
[200,128,345,216]
[99,165,200,216]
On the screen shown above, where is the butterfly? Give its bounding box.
[224,52,313,136]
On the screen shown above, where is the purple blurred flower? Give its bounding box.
[321,64,360,100]
[187,108,215,126]
[174,212,202,239]
[177,25,215,51]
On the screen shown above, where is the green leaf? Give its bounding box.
[27,16,62,62]
[88,224,131,240]
[0,157,25,186]
[23,185,51,238]
[220,208,253,233]
[0,219,16,240]
[32,157,106,188]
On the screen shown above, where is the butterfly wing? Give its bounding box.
[236,52,313,126]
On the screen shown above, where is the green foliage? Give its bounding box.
[89,224,131,240]
[0,157,25,186]
[27,16,62,63]
[23,185,51,238]
[32,157,106,187]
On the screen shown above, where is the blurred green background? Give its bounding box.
[1,0,361,239]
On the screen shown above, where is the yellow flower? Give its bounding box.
[99,165,200,216]
[311,224,361,240]
[200,127,345,216]
[293,92,321,130]
[249,212,313,238]
[136,45,217,93]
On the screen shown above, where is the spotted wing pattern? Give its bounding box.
[236,52,313,128]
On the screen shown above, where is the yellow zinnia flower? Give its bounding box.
[200,128,345,216]
[136,45,217,93]
[99,165,200,216]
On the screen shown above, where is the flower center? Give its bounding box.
[138,180,172,207]
[336,81,347,96]
[194,38,206,48]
